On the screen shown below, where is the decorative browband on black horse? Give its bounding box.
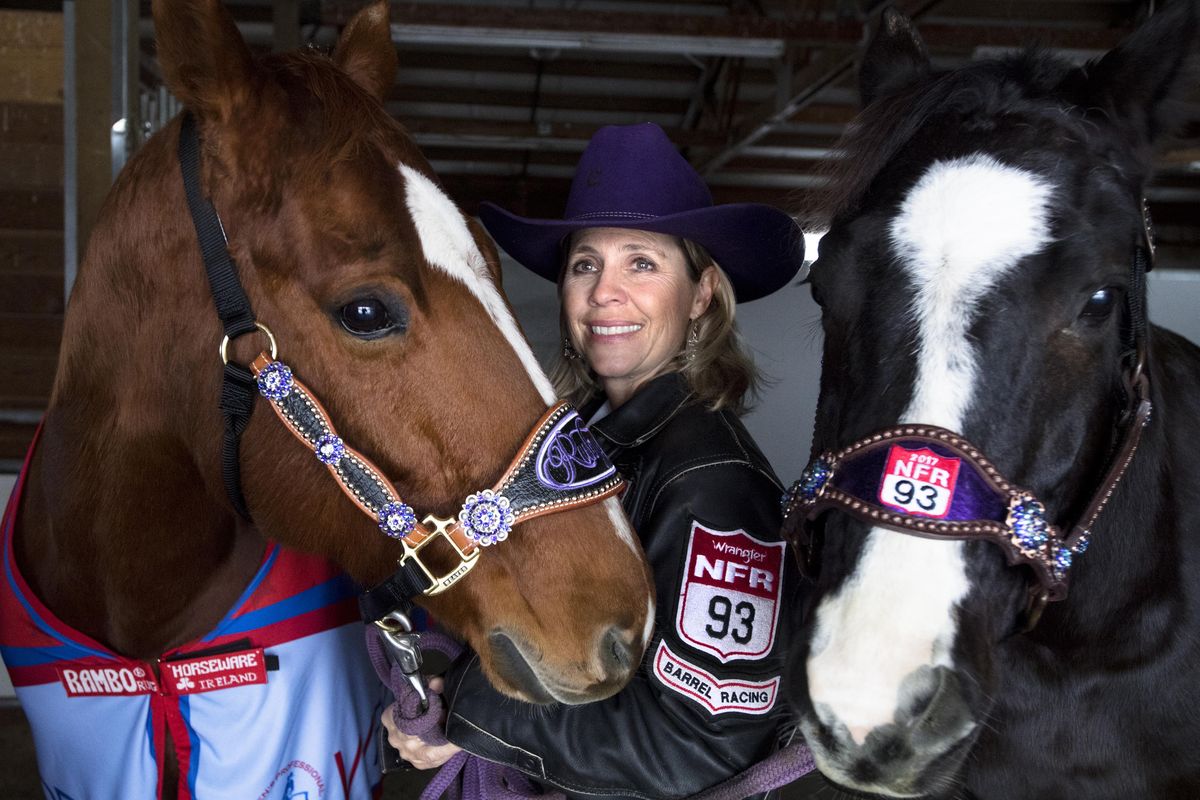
[783,363,1152,609]
[248,350,623,598]
[783,426,1076,599]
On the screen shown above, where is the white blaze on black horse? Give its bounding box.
[807,155,1055,746]
[785,4,1199,799]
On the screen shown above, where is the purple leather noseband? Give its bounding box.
[783,357,1152,621]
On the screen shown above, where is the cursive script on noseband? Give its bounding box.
[536,412,615,491]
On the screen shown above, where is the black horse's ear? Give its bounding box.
[1079,1,1199,147]
[859,6,931,108]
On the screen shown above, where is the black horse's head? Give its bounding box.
[787,5,1197,797]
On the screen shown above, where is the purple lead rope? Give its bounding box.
[365,626,561,800]
[683,742,815,800]
[366,626,815,800]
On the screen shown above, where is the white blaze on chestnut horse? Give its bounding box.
[0,1,652,798]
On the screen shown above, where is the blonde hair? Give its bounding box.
[548,235,761,414]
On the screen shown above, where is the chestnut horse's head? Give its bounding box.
[125,0,653,703]
[782,5,1197,796]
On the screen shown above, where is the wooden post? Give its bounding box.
[67,0,139,289]
[0,8,66,460]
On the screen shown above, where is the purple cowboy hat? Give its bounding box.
[478,123,805,302]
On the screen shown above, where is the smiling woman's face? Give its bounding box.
[562,227,713,407]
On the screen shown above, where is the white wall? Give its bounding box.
[1149,270,1200,345]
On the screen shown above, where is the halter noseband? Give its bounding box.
[784,213,1156,627]
[178,113,622,624]
[250,352,621,597]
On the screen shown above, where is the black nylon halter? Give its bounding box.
[178,113,259,521]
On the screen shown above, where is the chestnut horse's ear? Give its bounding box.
[333,0,399,103]
[1077,1,1198,148]
[859,6,931,108]
[152,0,255,122]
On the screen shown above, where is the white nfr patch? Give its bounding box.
[652,641,779,716]
[878,445,961,519]
[675,522,784,663]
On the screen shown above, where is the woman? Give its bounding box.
[386,123,806,798]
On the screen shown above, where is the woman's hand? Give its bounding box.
[380,677,463,770]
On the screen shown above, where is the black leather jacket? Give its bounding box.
[444,372,800,800]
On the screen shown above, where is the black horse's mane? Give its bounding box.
[804,49,1090,229]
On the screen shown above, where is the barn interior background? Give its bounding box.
[0,0,1196,795]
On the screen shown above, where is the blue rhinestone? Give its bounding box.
[1072,532,1091,554]
[793,458,833,504]
[1010,499,1049,551]
[314,434,345,466]
[460,490,514,546]
[256,361,294,401]
[377,501,416,540]
[1053,545,1073,576]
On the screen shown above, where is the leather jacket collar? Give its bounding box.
[585,372,695,448]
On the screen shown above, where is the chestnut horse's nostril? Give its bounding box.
[602,626,635,678]
[487,631,554,704]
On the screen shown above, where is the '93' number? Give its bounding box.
[890,479,939,512]
[705,595,755,644]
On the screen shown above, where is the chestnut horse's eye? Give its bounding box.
[1079,288,1118,320]
[339,298,402,338]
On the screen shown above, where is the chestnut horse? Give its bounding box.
[783,5,1200,799]
[1,1,652,797]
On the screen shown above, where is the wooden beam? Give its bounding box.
[325,3,1131,52]
[73,0,112,261]
[695,0,947,176]
[0,231,63,276]
[0,10,63,104]
[0,421,39,464]
[0,190,62,230]
[0,102,63,145]
[71,0,139,272]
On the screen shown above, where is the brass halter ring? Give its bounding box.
[219,321,277,365]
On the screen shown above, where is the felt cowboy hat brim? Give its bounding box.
[479,201,805,303]
[477,123,805,303]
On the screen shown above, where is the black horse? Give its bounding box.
[782,4,1200,799]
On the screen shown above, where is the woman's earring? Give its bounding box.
[685,320,700,362]
[562,337,581,360]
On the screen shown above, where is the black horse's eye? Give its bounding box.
[340,298,398,337]
[1080,288,1117,320]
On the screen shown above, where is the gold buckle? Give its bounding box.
[400,515,480,595]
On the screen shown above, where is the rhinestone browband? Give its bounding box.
[782,425,1083,601]
[249,352,623,596]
